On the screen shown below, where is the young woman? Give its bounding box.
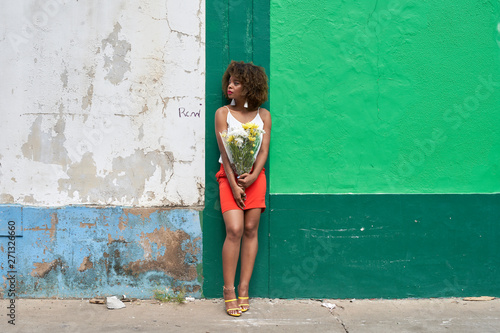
[215,61,271,317]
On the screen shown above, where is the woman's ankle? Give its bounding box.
[238,284,249,295]
[223,285,235,291]
[223,285,236,297]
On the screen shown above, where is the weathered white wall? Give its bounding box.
[0,0,205,207]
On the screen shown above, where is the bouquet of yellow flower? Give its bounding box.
[220,122,265,177]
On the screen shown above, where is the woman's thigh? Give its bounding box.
[223,209,245,237]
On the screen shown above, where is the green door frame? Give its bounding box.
[203,0,270,298]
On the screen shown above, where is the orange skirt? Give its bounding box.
[216,164,266,214]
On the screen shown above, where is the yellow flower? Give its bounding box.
[221,132,226,138]
[243,122,258,130]
[250,151,254,154]
[228,135,234,143]
[248,136,256,142]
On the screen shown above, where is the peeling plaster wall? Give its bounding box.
[0,0,205,207]
[1,205,203,298]
[0,1,205,298]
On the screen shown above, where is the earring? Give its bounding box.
[230,99,236,106]
[244,101,248,108]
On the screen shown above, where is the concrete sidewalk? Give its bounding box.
[1,297,499,332]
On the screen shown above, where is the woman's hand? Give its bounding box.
[231,183,246,209]
[237,173,257,189]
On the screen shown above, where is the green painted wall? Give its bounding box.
[204,0,270,298]
[269,193,500,298]
[270,0,500,194]
[205,0,500,299]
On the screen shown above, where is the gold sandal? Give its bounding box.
[238,296,249,312]
[223,286,241,317]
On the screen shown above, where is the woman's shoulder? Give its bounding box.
[215,106,230,117]
[259,107,271,119]
[217,105,231,112]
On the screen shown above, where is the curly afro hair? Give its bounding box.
[222,61,268,110]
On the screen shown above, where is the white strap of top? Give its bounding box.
[224,106,260,114]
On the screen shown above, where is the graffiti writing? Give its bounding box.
[178,107,201,118]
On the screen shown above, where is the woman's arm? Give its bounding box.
[237,108,272,189]
[215,107,247,209]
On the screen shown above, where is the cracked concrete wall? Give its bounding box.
[0,0,205,207]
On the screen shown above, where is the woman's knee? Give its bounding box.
[243,221,259,238]
[226,225,244,240]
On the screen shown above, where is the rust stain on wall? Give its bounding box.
[123,207,159,221]
[24,214,58,242]
[107,234,125,245]
[183,236,201,255]
[78,256,94,272]
[118,215,128,231]
[49,212,58,240]
[31,259,62,278]
[126,227,197,280]
[80,221,96,228]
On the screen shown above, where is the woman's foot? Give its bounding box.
[238,285,250,312]
[223,286,241,317]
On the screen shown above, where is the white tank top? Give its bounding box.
[218,106,264,164]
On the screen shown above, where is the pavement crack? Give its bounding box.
[337,317,349,333]
[331,309,349,333]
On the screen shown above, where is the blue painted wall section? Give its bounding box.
[0,205,23,237]
[0,205,202,298]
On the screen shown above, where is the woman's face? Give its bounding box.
[227,76,244,101]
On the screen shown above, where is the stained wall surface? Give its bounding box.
[0,0,205,298]
[1,0,205,207]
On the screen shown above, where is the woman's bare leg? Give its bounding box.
[238,208,262,310]
[222,209,244,315]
